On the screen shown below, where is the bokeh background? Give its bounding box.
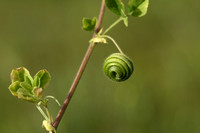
[1,0,200,133]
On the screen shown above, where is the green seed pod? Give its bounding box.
[104,53,134,82]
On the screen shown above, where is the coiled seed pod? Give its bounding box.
[104,53,134,82]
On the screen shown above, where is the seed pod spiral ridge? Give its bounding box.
[104,53,134,82]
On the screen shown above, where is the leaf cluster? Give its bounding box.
[8,67,51,102]
[105,0,149,17]
[82,0,149,31]
[105,0,149,26]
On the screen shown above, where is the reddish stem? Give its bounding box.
[50,0,106,132]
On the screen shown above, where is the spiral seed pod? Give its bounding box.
[104,53,134,82]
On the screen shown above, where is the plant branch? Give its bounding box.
[36,105,49,121]
[101,35,124,54]
[103,17,123,35]
[49,0,106,132]
[44,105,53,123]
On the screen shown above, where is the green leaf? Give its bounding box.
[20,82,32,92]
[8,81,21,96]
[34,70,51,89]
[82,17,97,31]
[105,0,126,16]
[10,67,31,83]
[128,0,149,17]
[17,88,31,97]
[25,75,33,86]
[9,81,36,102]
[17,88,35,102]
[33,76,40,87]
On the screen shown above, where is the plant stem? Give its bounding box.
[101,35,124,54]
[103,17,123,35]
[44,105,53,123]
[52,42,96,130]
[36,105,49,121]
[49,0,106,132]
[45,96,61,107]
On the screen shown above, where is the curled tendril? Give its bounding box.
[104,53,134,82]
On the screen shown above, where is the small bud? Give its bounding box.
[10,67,32,83]
[34,70,51,89]
[42,120,56,133]
[90,37,107,44]
[33,87,43,100]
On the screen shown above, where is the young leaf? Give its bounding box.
[33,76,40,87]
[128,0,149,17]
[10,67,31,83]
[82,17,97,31]
[17,88,31,97]
[17,88,35,102]
[34,70,51,89]
[20,82,32,93]
[105,0,126,17]
[25,75,33,86]
[8,81,21,97]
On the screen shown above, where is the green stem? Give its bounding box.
[44,105,53,123]
[45,96,61,107]
[36,105,49,121]
[101,35,124,54]
[103,17,123,35]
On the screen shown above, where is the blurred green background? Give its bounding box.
[1,0,200,133]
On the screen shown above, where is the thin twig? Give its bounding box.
[101,35,124,54]
[103,17,123,35]
[36,105,49,121]
[49,0,106,132]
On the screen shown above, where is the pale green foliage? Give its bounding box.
[34,70,51,89]
[128,0,149,17]
[8,67,51,102]
[105,0,128,26]
[82,17,97,31]
[105,0,149,27]
[105,0,125,16]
